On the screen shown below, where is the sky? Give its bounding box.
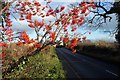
[78,13,117,42]
[1,0,118,42]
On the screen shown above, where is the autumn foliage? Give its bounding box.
[0,0,96,59]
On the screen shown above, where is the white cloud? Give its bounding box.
[12,20,34,31]
[8,1,117,41]
[85,30,116,42]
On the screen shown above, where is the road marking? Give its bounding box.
[106,70,119,77]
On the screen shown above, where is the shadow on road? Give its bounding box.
[56,48,120,80]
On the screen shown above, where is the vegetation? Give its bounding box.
[0,0,96,55]
[1,43,35,73]
[90,1,120,44]
[3,45,65,79]
[1,0,120,79]
[0,1,96,79]
[76,40,120,66]
[114,2,120,44]
[116,30,120,44]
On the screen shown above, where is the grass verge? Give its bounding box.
[3,45,66,79]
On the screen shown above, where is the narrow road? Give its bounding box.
[56,48,120,80]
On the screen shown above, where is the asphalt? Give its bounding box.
[56,48,120,80]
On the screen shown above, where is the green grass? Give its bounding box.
[4,46,66,79]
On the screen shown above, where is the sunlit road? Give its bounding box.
[56,48,120,80]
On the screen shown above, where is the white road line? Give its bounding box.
[106,70,119,77]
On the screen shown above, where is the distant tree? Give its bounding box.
[114,2,120,44]
[88,1,120,44]
[115,30,120,44]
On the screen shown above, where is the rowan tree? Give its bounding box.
[0,0,96,59]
